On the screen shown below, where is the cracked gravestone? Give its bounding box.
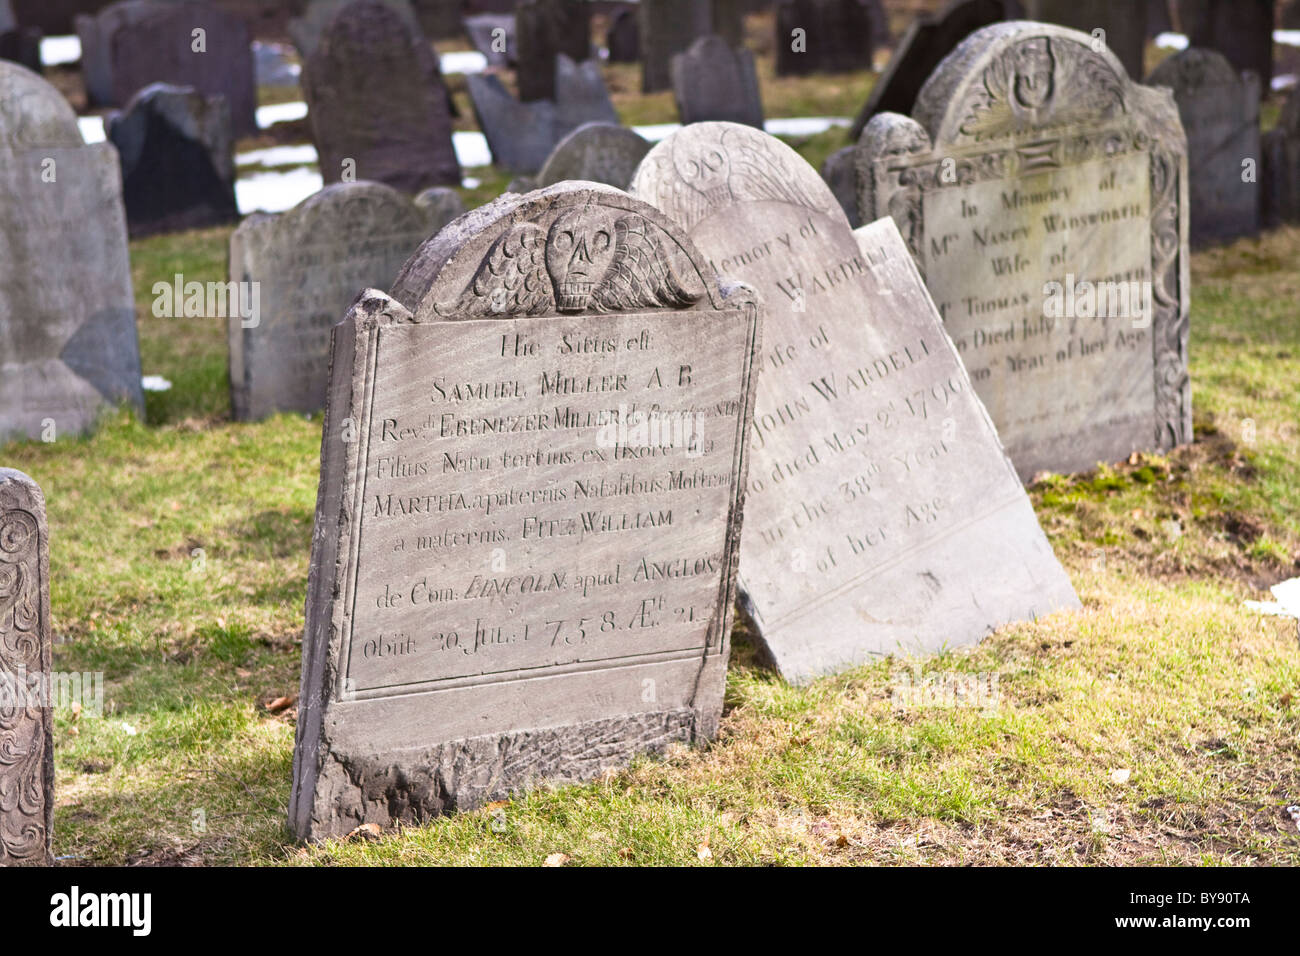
[288,182,762,841]
[228,181,464,421]
[671,34,763,128]
[0,62,143,442]
[856,21,1191,479]
[0,469,53,867]
[631,121,1079,682]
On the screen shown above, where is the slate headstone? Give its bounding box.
[1262,91,1300,227]
[640,0,710,92]
[606,7,638,62]
[0,63,143,442]
[304,0,460,192]
[289,0,422,60]
[535,122,652,189]
[107,82,237,237]
[463,12,515,68]
[515,0,591,102]
[774,0,881,76]
[288,182,761,840]
[671,34,764,128]
[849,0,1023,139]
[856,22,1191,479]
[228,182,463,422]
[631,122,1079,682]
[1177,0,1274,93]
[467,54,617,173]
[1146,48,1260,246]
[1022,0,1147,82]
[0,469,53,867]
[103,0,257,136]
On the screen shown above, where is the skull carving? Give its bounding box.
[672,125,733,206]
[545,209,617,312]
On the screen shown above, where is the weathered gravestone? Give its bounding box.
[1146,48,1259,246]
[1022,1,1146,83]
[467,54,618,173]
[631,122,1079,681]
[228,182,464,421]
[101,1,257,136]
[107,82,238,237]
[289,0,421,60]
[857,22,1191,479]
[0,469,53,867]
[0,63,143,442]
[515,0,590,102]
[606,7,638,63]
[1262,91,1300,228]
[288,183,761,839]
[640,0,710,92]
[671,34,763,128]
[849,0,1023,140]
[535,122,651,189]
[774,0,883,77]
[1176,0,1274,94]
[462,12,515,68]
[304,0,460,192]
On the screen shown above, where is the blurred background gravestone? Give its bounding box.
[672,34,764,127]
[534,121,651,188]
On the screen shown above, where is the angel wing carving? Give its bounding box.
[443,220,553,318]
[591,215,702,312]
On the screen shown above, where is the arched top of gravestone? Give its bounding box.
[910,20,1175,148]
[388,182,720,323]
[236,180,430,242]
[536,122,652,188]
[629,120,840,233]
[1146,46,1247,90]
[0,61,83,146]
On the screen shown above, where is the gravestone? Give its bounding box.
[671,34,764,128]
[288,182,761,840]
[1146,48,1260,246]
[640,0,710,92]
[0,63,143,442]
[289,0,422,60]
[467,54,618,173]
[463,12,515,68]
[107,83,238,237]
[631,122,1079,682]
[606,7,638,62]
[1262,91,1300,227]
[515,0,590,102]
[103,1,257,136]
[304,0,460,192]
[1022,0,1146,82]
[0,469,53,867]
[77,1,171,108]
[1177,0,1274,93]
[856,22,1191,479]
[229,182,463,421]
[535,122,652,189]
[849,0,1023,139]
[774,0,881,77]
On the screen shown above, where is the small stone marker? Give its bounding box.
[1021,1,1146,82]
[0,469,53,866]
[639,0,710,92]
[466,54,617,173]
[289,183,761,840]
[289,0,422,60]
[850,0,1021,139]
[1146,48,1260,246]
[1263,91,1300,228]
[606,7,638,63]
[774,0,882,77]
[631,122,1079,682]
[515,0,591,102]
[857,22,1191,479]
[0,62,143,442]
[671,34,763,128]
[304,0,460,192]
[107,82,238,238]
[535,122,652,189]
[229,182,464,422]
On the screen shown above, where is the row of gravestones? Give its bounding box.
[0,20,1216,851]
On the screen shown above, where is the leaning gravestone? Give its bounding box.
[0,63,143,442]
[857,22,1191,479]
[288,182,761,839]
[535,122,652,189]
[671,34,763,128]
[107,82,238,237]
[466,54,618,173]
[105,0,257,136]
[1146,48,1259,246]
[774,0,881,76]
[632,122,1079,682]
[640,0,710,92]
[0,469,53,867]
[304,0,460,192]
[514,0,590,102]
[1262,91,1300,228]
[228,182,464,421]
